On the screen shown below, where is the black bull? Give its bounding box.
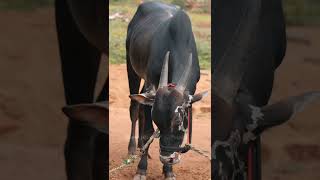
[213,0,320,180]
[126,2,207,180]
[55,0,108,180]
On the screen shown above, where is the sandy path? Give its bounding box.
[0,8,107,180]
[109,64,211,180]
[0,8,67,180]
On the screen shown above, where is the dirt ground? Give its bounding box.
[0,8,66,180]
[0,7,320,180]
[109,65,211,180]
[0,8,106,180]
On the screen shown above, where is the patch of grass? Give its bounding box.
[196,39,211,69]
[109,20,128,64]
[284,0,320,26]
[109,2,211,69]
[0,0,53,11]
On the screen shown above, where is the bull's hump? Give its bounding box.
[138,1,178,17]
[128,2,178,78]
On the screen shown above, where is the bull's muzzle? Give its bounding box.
[159,152,181,165]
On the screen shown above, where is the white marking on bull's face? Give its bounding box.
[213,130,246,180]
[248,105,264,121]
[247,105,264,131]
[188,94,193,104]
[242,131,256,144]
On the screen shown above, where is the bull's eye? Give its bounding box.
[176,116,183,126]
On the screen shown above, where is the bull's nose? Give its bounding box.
[159,152,181,165]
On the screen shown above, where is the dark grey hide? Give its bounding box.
[126,2,207,180]
[55,0,108,180]
[213,0,320,180]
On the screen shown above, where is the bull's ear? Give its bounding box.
[190,90,209,104]
[247,91,320,134]
[62,102,108,133]
[129,93,154,106]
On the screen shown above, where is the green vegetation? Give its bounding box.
[283,0,320,25]
[109,1,211,69]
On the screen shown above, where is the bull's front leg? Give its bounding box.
[134,134,153,180]
[163,164,175,180]
[133,144,151,180]
[134,105,154,180]
[128,100,139,155]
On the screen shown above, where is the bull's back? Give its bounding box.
[126,2,177,78]
[66,0,108,54]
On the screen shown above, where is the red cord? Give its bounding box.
[248,145,253,180]
[187,108,190,144]
[167,83,176,88]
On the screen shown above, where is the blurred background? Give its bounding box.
[0,0,319,179]
[0,0,106,180]
[262,0,320,180]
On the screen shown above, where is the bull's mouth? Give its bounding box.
[159,151,181,165]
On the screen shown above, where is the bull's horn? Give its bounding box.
[176,53,192,93]
[158,51,170,89]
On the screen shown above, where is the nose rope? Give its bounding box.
[140,129,160,154]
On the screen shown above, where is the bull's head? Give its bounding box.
[130,51,207,165]
[213,91,320,179]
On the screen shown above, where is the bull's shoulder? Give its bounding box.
[127,2,179,45]
[128,2,177,34]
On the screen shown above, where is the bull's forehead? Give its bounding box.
[155,87,184,107]
[152,88,184,123]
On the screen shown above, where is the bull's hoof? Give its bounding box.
[133,174,146,180]
[164,172,176,180]
[164,176,176,180]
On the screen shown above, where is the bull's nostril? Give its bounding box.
[159,152,182,165]
[169,158,173,163]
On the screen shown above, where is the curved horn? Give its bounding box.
[158,51,170,89]
[176,53,193,93]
